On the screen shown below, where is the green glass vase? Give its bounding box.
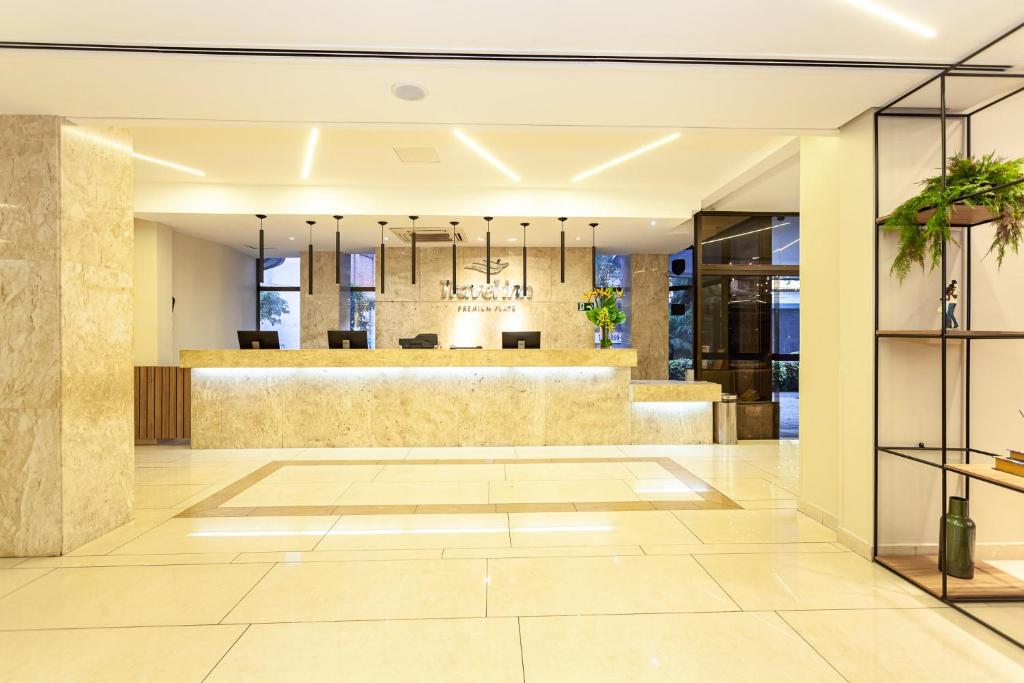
[938,496,975,580]
[599,327,613,349]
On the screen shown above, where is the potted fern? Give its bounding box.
[885,153,1024,281]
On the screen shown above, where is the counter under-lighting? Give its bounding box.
[181,349,719,449]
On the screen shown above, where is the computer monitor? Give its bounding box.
[328,330,369,349]
[237,330,280,349]
[502,331,541,349]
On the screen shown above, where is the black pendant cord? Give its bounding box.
[306,220,316,295]
[484,216,493,284]
[558,217,567,283]
[378,221,387,294]
[409,215,419,284]
[256,214,267,284]
[333,215,343,286]
[520,222,529,290]
[589,222,598,288]
[450,221,459,288]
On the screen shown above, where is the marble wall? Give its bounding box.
[375,246,594,349]
[0,117,134,556]
[299,250,342,349]
[630,254,669,380]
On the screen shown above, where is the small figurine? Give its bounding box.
[944,280,959,329]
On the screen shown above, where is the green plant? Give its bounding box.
[885,153,1024,282]
[259,291,290,326]
[583,287,627,348]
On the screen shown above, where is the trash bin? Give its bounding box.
[714,394,738,445]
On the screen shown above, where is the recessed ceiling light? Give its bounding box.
[453,129,521,182]
[650,220,657,226]
[575,236,581,241]
[846,0,936,38]
[391,82,427,101]
[300,127,319,181]
[508,237,517,242]
[289,236,295,241]
[572,132,681,183]
[64,127,205,176]
[477,237,484,241]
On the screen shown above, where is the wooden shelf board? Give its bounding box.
[877,204,997,228]
[876,330,1024,339]
[946,463,1024,494]
[878,555,1024,599]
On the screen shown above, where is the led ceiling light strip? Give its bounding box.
[300,127,320,180]
[572,132,680,183]
[64,127,205,176]
[847,0,936,39]
[453,129,521,182]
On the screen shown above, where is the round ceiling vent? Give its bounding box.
[391,82,427,102]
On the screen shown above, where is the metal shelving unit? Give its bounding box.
[873,22,1024,649]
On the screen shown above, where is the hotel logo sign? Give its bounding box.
[441,279,533,301]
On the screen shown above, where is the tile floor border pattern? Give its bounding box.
[176,458,741,518]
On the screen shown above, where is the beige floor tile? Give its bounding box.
[375,463,506,482]
[696,552,939,610]
[520,612,843,682]
[781,608,1024,682]
[770,476,800,494]
[260,464,383,483]
[233,549,442,562]
[489,555,738,616]
[296,447,410,460]
[739,499,799,509]
[17,553,238,568]
[65,515,172,556]
[643,542,847,555]
[0,568,51,598]
[671,459,773,479]
[337,481,489,505]
[175,448,292,463]
[134,484,212,509]
[704,477,796,501]
[491,479,639,504]
[206,618,522,683]
[505,462,634,480]
[617,444,718,459]
[316,513,510,550]
[444,545,644,559]
[406,446,516,460]
[958,603,1024,644]
[743,457,799,478]
[225,559,485,623]
[0,558,25,568]
[622,461,672,478]
[134,465,233,486]
[626,479,703,501]
[510,511,701,547]
[0,625,246,683]
[0,563,271,628]
[672,509,837,544]
[515,445,626,458]
[113,516,339,555]
[224,481,350,506]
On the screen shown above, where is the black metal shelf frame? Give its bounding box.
[873,20,1024,651]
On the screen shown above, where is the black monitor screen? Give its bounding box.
[328,330,369,349]
[237,330,280,349]
[502,331,541,349]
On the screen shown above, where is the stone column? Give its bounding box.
[0,116,134,556]
[300,250,341,348]
[630,254,669,380]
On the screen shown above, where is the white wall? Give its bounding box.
[172,231,257,354]
[133,218,174,365]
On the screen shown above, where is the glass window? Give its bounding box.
[258,257,301,349]
[668,248,694,380]
[700,215,800,266]
[594,254,631,348]
[346,253,376,348]
[262,257,300,286]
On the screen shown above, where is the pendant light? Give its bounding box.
[256,214,267,283]
[305,220,316,295]
[589,222,599,288]
[484,216,493,283]
[558,217,567,283]
[378,220,388,294]
[520,222,529,290]
[409,215,419,284]
[333,215,343,286]
[450,221,459,288]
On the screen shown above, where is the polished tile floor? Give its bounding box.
[2,441,1023,681]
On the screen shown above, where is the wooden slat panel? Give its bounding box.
[133,366,192,442]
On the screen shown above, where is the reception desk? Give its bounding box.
[181,349,719,448]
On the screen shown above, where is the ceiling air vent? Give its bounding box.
[393,147,440,163]
[390,226,463,243]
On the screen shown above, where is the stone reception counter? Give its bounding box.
[180,349,718,448]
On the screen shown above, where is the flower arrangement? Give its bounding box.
[583,287,627,348]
